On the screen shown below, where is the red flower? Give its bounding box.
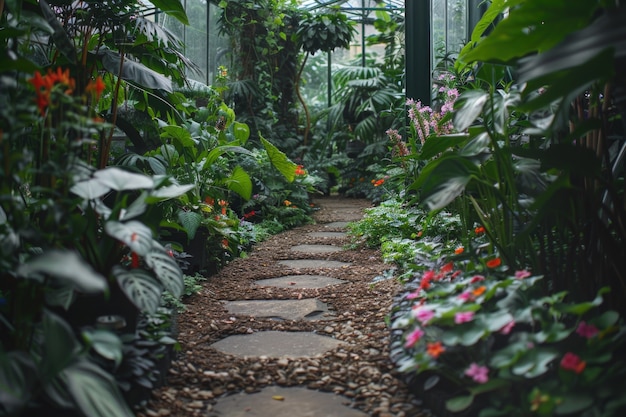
[560,352,586,374]
[86,76,106,98]
[131,252,140,268]
[454,247,464,254]
[440,262,454,273]
[486,257,501,268]
[474,226,485,235]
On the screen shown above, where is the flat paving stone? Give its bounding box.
[222,298,333,321]
[207,386,367,417]
[307,231,348,238]
[211,331,344,358]
[278,259,351,269]
[322,221,350,229]
[254,275,347,288]
[290,244,343,253]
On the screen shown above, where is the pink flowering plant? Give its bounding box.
[391,255,626,416]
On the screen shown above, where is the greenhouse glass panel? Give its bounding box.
[431,0,467,68]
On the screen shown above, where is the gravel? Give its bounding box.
[138,197,429,417]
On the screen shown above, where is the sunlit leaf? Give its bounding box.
[113,266,162,314]
[104,221,153,256]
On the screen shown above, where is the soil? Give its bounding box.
[139,196,429,417]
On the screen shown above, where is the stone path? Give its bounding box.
[206,198,372,417]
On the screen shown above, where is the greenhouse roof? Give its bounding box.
[300,0,404,12]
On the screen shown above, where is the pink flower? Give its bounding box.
[413,308,435,324]
[406,291,420,300]
[499,320,515,335]
[515,270,531,279]
[576,321,599,339]
[470,275,485,284]
[404,328,424,349]
[454,311,475,324]
[560,352,586,374]
[458,291,473,302]
[464,363,489,384]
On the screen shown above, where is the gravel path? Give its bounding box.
[139,196,427,417]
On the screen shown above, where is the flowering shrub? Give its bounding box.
[391,257,626,416]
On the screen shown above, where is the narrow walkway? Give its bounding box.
[143,197,425,417]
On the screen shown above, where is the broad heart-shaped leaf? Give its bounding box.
[0,351,38,413]
[70,178,111,200]
[150,0,189,25]
[63,359,135,417]
[104,220,153,256]
[93,167,154,191]
[226,166,252,201]
[177,210,203,239]
[17,250,107,294]
[40,310,80,382]
[260,135,298,183]
[232,122,250,144]
[99,49,173,92]
[113,266,162,314]
[145,245,183,297]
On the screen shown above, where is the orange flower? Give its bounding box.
[205,196,215,205]
[454,247,464,254]
[426,341,445,359]
[284,200,292,207]
[475,226,485,235]
[472,286,486,296]
[294,165,306,176]
[86,76,106,98]
[486,258,501,268]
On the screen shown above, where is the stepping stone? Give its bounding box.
[290,244,343,253]
[307,231,347,238]
[223,299,333,321]
[278,259,350,269]
[254,275,347,288]
[322,221,350,229]
[208,386,367,417]
[211,331,344,358]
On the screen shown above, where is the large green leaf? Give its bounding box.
[204,145,254,169]
[104,221,153,256]
[517,8,626,84]
[420,134,470,161]
[82,329,123,367]
[113,266,162,314]
[147,183,195,202]
[0,351,37,413]
[226,166,252,201]
[232,121,250,144]
[459,0,596,65]
[17,250,107,293]
[145,246,183,298]
[260,135,297,183]
[63,360,135,417]
[40,310,80,382]
[99,49,173,92]
[150,0,189,25]
[453,90,489,132]
[70,178,111,200]
[161,125,195,150]
[177,210,203,239]
[412,157,477,211]
[93,167,154,191]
